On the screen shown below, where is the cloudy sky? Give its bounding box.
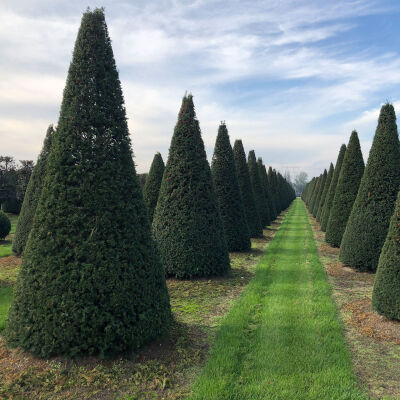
[1,0,400,178]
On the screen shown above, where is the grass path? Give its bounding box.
[189,199,366,400]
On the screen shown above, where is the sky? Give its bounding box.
[1,0,400,179]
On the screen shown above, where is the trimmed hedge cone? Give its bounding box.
[12,125,55,256]
[372,190,400,320]
[152,95,230,278]
[316,163,333,222]
[211,123,250,252]
[233,140,263,237]
[320,144,346,232]
[325,131,364,247]
[143,152,165,223]
[6,9,172,358]
[312,169,327,218]
[248,150,270,227]
[340,104,400,271]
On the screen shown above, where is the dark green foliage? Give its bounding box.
[340,104,400,271]
[233,140,263,237]
[309,174,322,214]
[316,164,333,221]
[2,199,21,214]
[0,210,11,240]
[143,152,165,223]
[320,144,346,232]
[326,131,364,247]
[152,95,230,278]
[372,190,400,320]
[12,126,55,256]
[258,159,276,223]
[267,166,279,218]
[248,151,270,227]
[312,169,327,218]
[211,124,250,252]
[6,9,171,358]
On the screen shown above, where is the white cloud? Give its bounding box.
[0,0,399,179]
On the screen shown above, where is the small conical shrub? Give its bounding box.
[12,126,55,256]
[312,169,327,217]
[267,166,278,218]
[317,163,334,221]
[309,174,322,213]
[248,150,269,226]
[143,152,165,223]
[320,144,346,231]
[211,123,250,252]
[258,159,276,223]
[152,95,230,278]
[326,131,364,247]
[233,140,262,237]
[372,190,400,320]
[0,210,11,240]
[340,104,400,271]
[6,9,171,358]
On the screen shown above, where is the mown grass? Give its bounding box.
[188,198,366,400]
[0,286,13,331]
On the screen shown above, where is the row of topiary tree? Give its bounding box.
[302,103,400,321]
[5,8,294,359]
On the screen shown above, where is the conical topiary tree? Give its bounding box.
[325,131,364,247]
[316,163,334,222]
[320,144,346,231]
[12,125,55,256]
[233,140,263,237]
[340,104,400,271]
[312,169,327,218]
[6,9,171,358]
[248,150,270,227]
[309,174,322,213]
[267,166,278,218]
[211,123,250,252]
[152,95,230,278]
[372,190,400,320]
[258,159,276,223]
[143,152,165,223]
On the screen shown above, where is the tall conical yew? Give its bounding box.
[211,123,250,252]
[258,159,276,223]
[372,190,400,320]
[267,166,278,217]
[152,95,230,278]
[12,125,54,256]
[233,140,262,237]
[143,152,164,223]
[248,150,270,227]
[326,131,364,247]
[312,169,327,217]
[316,163,333,221]
[340,104,400,271]
[309,174,322,214]
[320,144,346,231]
[6,9,171,358]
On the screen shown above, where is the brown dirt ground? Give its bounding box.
[308,211,400,399]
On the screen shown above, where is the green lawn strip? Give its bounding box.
[0,286,13,331]
[188,199,366,400]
